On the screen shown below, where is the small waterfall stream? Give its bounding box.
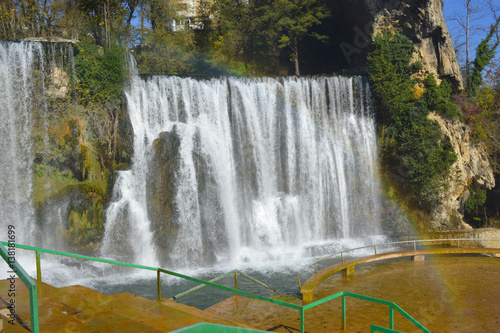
[0,42,44,246]
[0,41,76,280]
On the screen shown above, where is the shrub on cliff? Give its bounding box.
[368,31,457,212]
[75,43,126,109]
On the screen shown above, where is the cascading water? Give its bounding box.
[0,41,383,288]
[102,58,382,269]
[0,42,44,247]
[0,41,76,280]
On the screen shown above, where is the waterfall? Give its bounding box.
[0,42,44,246]
[0,41,382,276]
[102,63,382,269]
[0,41,74,258]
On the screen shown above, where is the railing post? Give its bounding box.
[413,241,416,251]
[341,294,347,330]
[29,284,39,333]
[374,246,377,255]
[157,269,161,301]
[234,271,238,290]
[341,252,344,263]
[300,307,305,333]
[314,263,318,274]
[457,239,460,248]
[389,304,394,329]
[36,251,41,283]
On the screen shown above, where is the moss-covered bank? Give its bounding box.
[31,42,132,254]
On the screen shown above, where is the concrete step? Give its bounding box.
[60,285,190,332]
[111,291,256,331]
[1,278,258,332]
[0,279,90,333]
[36,281,164,332]
[0,309,30,333]
[0,279,165,332]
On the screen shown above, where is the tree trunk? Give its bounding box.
[104,2,108,46]
[140,1,144,40]
[466,0,471,89]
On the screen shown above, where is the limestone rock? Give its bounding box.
[366,0,463,91]
[23,37,79,44]
[47,65,70,99]
[428,112,495,229]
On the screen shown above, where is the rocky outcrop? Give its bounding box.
[429,112,495,229]
[24,37,79,43]
[146,128,228,266]
[365,0,463,91]
[47,65,70,99]
[147,127,182,267]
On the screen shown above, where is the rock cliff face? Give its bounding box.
[364,0,463,90]
[428,112,495,229]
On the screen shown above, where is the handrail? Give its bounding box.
[297,238,500,288]
[371,325,404,333]
[170,269,287,301]
[0,241,430,333]
[0,243,39,333]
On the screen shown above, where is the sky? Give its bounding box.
[442,0,500,67]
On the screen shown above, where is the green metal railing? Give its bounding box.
[0,242,430,333]
[371,325,404,333]
[297,238,500,288]
[169,269,287,301]
[0,243,39,333]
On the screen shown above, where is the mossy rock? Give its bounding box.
[33,183,105,254]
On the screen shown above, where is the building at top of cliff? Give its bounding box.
[172,0,213,31]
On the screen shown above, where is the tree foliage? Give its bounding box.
[75,42,126,108]
[134,28,197,74]
[273,0,330,75]
[0,0,66,39]
[212,0,330,75]
[468,16,500,96]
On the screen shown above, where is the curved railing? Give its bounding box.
[297,238,500,288]
[0,241,431,333]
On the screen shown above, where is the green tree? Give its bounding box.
[76,0,126,46]
[212,0,281,74]
[468,16,500,96]
[134,28,197,74]
[273,0,330,76]
[0,0,67,39]
[211,0,254,73]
